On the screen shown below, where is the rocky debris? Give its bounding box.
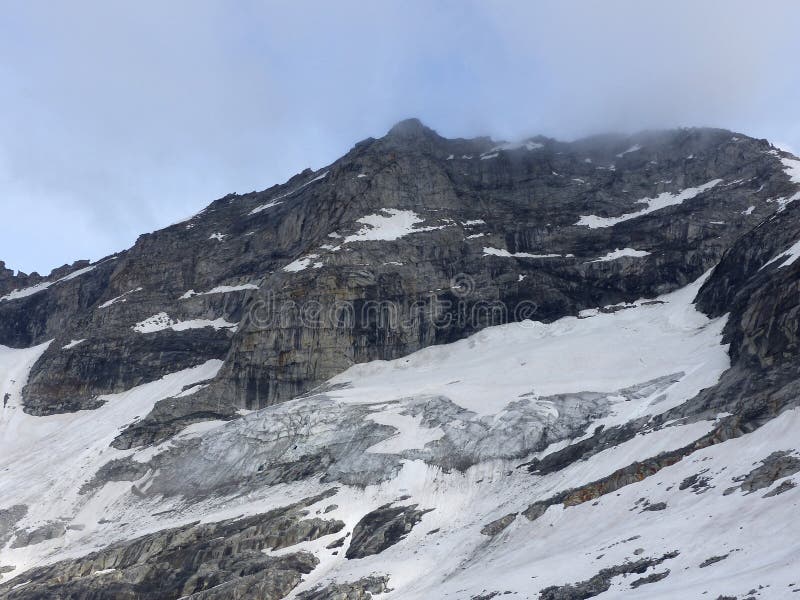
[345,503,433,560]
[641,501,667,512]
[79,457,150,494]
[296,575,390,599]
[523,374,683,476]
[538,551,678,599]
[0,491,342,600]
[10,520,67,549]
[723,451,800,496]
[480,513,518,536]
[700,554,730,568]
[522,418,743,523]
[629,570,670,588]
[763,479,796,497]
[522,502,550,522]
[111,393,240,449]
[679,472,713,494]
[0,504,27,547]
[325,537,346,549]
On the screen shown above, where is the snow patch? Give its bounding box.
[98,287,143,309]
[616,144,642,158]
[330,272,728,418]
[249,171,329,215]
[343,209,447,243]
[62,339,86,350]
[589,248,651,262]
[576,179,723,228]
[180,283,259,299]
[0,281,53,303]
[283,255,323,272]
[760,239,800,270]
[483,247,564,259]
[133,313,237,333]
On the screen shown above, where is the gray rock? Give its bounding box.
[0,504,27,547]
[0,491,342,600]
[481,513,518,536]
[297,575,390,599]
[345,503,433,560]
[10,520,66,549]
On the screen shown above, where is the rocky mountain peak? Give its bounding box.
[382,117,442,149]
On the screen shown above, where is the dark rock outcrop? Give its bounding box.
[0,491,343,600]
[345,503,433,559]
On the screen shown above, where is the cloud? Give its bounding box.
[1,0,799,273]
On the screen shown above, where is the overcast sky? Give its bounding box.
[2,0,799,274]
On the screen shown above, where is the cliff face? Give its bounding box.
[2,121,800,599]
[2,121,794,419]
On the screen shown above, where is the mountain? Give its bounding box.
[1,120,799,599]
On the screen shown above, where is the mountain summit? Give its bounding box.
[1,122,800,599]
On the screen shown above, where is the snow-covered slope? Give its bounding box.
[2,272,798,598]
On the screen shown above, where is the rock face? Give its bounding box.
[0,123,790,421]
[0,492,342,599]
[345,503,433,559]
[2,120,800,599]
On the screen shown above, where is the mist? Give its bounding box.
[1,0,799,274]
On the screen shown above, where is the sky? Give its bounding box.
[1,0,799,274]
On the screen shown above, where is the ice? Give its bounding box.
[576,179,723,228]
[365,407,445,454]
[208,232,226,241]
[590,247,651,262]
